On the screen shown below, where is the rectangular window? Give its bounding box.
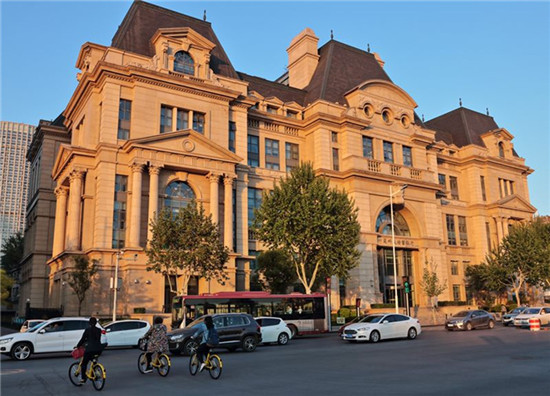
[458,216,468,246]
[112,175,128,249]
[286,110,298,119]
[485,222,492,250]
[247,135,259,167]
[332,148,339,171]
[383,141,393,163]
[331,131,338,143]
[510,181,514,195]
[266,105,278,114]
[446,214,456,246]
[193,112,205,133]
[451,260,459,276]
[453,285,461,302]
[480,176,487,201]
[402,146,413,167]
[228,121,236,153]
[362,136,373,159]
[118,99,131,140]
[160,105,172,133]
[247,188,262,227]
[438,173,446,187]
[265,138,280,170]
[285,142,299,171]
[449,176,459,200]
[177,109,189,130]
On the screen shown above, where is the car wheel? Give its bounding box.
[242,335,258,352]
[277,332,289,345]
[407,327,417,340]
[465,322,473,331]
[11,342,32,361]
[183,339,198,356]
[369,330,380,343]
[488,320,495,329]
[287,325,298,338]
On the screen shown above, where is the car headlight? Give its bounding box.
[170,335,184,342]
[0,338,13,345]
[357,327,370,332]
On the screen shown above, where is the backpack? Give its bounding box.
[206,327,219,346]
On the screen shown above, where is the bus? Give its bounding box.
[171,291,328,336]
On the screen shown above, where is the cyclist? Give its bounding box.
[75,317,103,384]
[142,316,169,373]
[192,315,219,372]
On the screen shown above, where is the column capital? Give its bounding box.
[54,186,69,197]
[131,162,145,173]
[223,175,236,186]
[148,164,162,176]
[69,169,85,181]
[207,172,221,183]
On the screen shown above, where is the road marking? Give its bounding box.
[0,369,25,375]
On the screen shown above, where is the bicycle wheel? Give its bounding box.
[68,363,82,387]
[208,355,222,380]
[137,353,148,374]
[157,354,170,377]
[189,353,199,376]
[91,364,106,391]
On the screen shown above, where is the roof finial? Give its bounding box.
[331,29,334,40]
[486,107,489,116]
[459,98,462,107]
[422,114,425,122]
[203,10,207,21]
[367,43,370,53]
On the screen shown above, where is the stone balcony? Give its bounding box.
[342,155,434,183]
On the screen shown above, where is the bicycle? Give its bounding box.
[137,351,171,377]
[68,353,106,391]
[189,349,222,379]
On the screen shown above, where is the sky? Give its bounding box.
[1,0,549,214]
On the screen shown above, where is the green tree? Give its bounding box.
[419,258,447,324]
[1,232,24,274]
[256,250,297,294]
[67,255,98,316]
[253,163,361,294]
[145,201,229,295]
[1,269,15,306]
[465,264,507,307]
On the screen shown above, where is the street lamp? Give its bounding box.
[389,183,408,314]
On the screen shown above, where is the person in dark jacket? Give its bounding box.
[75,317,103,383]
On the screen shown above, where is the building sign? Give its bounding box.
[377,236,417,249]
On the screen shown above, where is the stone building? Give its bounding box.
[41,1,535,317]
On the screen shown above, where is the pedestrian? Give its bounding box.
[142,316,169,373]
[75,317,103,383]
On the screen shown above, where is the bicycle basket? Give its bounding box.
[71,346,85,360]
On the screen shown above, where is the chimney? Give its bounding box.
[373,52,385,69]
[286,28,319,89]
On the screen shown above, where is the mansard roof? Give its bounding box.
[111,1,238,79]
[425,107,500,148]
[237,72,307,105]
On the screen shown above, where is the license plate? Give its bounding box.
[344,334,353,338]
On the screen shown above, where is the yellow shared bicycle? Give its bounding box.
[189,350,222,380]
[68,353,106,391]
[138,352,171,376]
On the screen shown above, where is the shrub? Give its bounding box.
[134,307,146,314]
[370,303,395,309]
[437,301,468,307]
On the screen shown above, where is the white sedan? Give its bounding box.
[104,320,150,347]
[513,307,550,327]
[255,317,292,345]
[341,313,421,343]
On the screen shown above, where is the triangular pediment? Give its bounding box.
[151,27,216,52]
[52,144,96,180]
[122,130,242,164]
[489,194,537,214]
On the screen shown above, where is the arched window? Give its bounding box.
[498,142,505,158]
[174,51,194,75]
[163,181,195,215]
[376,206,410,236]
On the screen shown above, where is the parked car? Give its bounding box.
[445,310,495,331]
[513,307,550,327]
[502,307,527,326]
[104,319,150,347]
[341,313,421,343]
[168,313,261,355]
[19,319,45,333]
[255,317,292,345]
[337,315,368,336]
[0,317,107,361]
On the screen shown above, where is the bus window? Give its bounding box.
[254,301,273,317]
[229,303,251,314]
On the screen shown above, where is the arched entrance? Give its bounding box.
[375,206,417,309]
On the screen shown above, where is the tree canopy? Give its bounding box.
[1,231,24,274]
[256,250,297,294]
[67,255,98,316]
[1,269,14,306]
[253,163,361,294]
[145,201,229,295]
[419,258,447,324]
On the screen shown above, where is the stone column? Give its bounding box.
[52,187,69,256]
[208,172,220,225]
[495,217,503,243]
[66,170,85,250]
[129,163,144,248]
[147,165,162,245]
[224,176,235,251]
[503,217,510,237]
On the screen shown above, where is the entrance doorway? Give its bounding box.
[378,248,415,307]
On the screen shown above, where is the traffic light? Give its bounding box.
[402,276,410,293]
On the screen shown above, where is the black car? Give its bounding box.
[167,313,261,355]
[445,310,495,331]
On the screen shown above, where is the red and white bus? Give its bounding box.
[171,291,328,337]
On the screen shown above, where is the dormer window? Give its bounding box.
[174,51,194,75]
[498,142,505,158]
[266,105,278,114]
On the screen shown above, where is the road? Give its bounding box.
[1,326,548,396]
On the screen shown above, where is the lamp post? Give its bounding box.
[389,184,408,314]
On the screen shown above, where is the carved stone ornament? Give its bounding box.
[182,139,195,152]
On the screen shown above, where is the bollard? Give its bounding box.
[529,318,540,332]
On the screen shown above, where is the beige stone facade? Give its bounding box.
[43,1,535,317]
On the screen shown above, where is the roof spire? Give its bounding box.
[486,107,490,116]
[203,10,207,21]
[367,43,370,53]
[422,114,425,122]
[331,29,334,40]
[459,98,462,107]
